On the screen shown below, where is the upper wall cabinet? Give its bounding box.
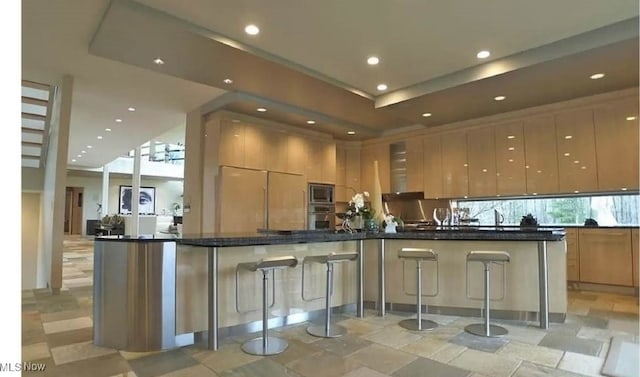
[405,138,424,193]
[523,115,559,195]
[466,126,497,197]
[286,134,308,175]
[555,108,598,193]
[262,129,289,172]
[495,121,526,196]
[361,143,390,194]
[243,123,267,170]
[441,130,469,198]
[593,98,640,191]
[423,134,443,199]
[218,119,245,167]
[306,141,336,184]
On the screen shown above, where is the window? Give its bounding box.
[458,194,639,226]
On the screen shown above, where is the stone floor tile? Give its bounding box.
[22,342,51,361]
[336,318,384,335]
[346,344,417,374]
[106,373,138,377]
[613,302,639,315]
[565,314,609,330]
[46,327,93,348]
[119,350,164,361]
[270,339,322,366]
[502,324,547,345]
[429,343,468,363]
[539,332,603,356]
[391,356,471,377]
[197,343,261,373]
[127,349,198,377]
[274,324,322,344]
[50,340,118,365]
[313,334,372,356]
[419,325,462,341]
[50,352,132,377]
[342,366,390,377]
[448,331,508,353]
[361,326,422,349]
[577,326,629,343]
[43,317,93,334]
[155,365,217,377]
[448,349,521,377]
[362,313,410,328]
[286,350,362,377]
[219,358,300,377]
[557,351,605,377]
[496,341,564,368]
[512,361,591,377]
[40,308,91,323]
[400,337,449,358]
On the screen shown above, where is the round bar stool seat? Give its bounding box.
[304,252,359,338]
[464,251,510,338]
[238,256,298,356]
[397,248,438,331]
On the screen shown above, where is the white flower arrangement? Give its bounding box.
[343,191,373,220]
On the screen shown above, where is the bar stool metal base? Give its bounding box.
[464,323,508,338]
[241,337,289,356]
[307,324,348,338]
[399,318,438,331]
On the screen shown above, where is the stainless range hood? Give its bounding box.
[382,191,450,223]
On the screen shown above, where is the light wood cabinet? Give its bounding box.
[441,130,468,198]
[578,228,633,286]
[406,138,424,193]
[632,228,639,287]
[268,172,307,230]
[345,147,361,195]
[217,166,267,232]
[495,121,527,196]
[423,134,443,199]
[555,109,598,193]
[305,139,324,183]
[360,143,390,194]
[523,115,559,195]
[243,123,266,170]
[593,98,640,191]
[322,142,336,184]
[218,119,245,167]
[565,228,579,281]
[263,129,288,172]
[287,134,308,175]
[335,146,347,202]
[467,126,496,197]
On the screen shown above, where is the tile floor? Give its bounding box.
[21,236,639,377]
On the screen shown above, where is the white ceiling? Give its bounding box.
[21,0,639,169]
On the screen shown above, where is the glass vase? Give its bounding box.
[363,218,379,233]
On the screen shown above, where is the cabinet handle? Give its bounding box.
[263,187,268,229]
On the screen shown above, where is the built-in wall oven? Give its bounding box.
[308,183,335,230]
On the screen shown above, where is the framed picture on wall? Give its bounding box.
[119,185,156,215]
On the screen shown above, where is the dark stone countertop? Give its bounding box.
[96,227,565,246]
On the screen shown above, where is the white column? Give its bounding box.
[131,146,142,236]
[101,163,109,218]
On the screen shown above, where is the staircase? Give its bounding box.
[21,80,52,168]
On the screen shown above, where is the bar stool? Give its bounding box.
[237,256,298,356]
[398,248,439,331]
[303,252,359,338]
[464,251,510,337]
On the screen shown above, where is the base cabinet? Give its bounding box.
[578,228,633,286]
[565,228,579,281]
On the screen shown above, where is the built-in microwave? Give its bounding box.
[308,183,335,204]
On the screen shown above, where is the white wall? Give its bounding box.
[22,192,45,289]
[65,174,183,235]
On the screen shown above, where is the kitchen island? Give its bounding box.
[93,227,565,351]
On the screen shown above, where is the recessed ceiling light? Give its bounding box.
[377,84,388,91]
[87,145,92,148]
[306,120,316,125]
[97,136,103,139]
[223,78,233,84]
[573,160,580,164]
[627,116,637,121]
[564,152,571,156]
[508,159,514,162]
[367,56,379,65]
[507,135,515,139]
[508,147,515,151]
[155,141,162,144]
[494,95,506,101]
[127,107,136,112]
[115,119,122,123]
[590,73,605,79]
[153,57,165,65]
[476,50,491,59]
[105,128,111,132]
[245,24,260,35]
[463,163,468,167]
[422,112,432,117]
[81,150,86,154]
[574,190,580,194]
[347,131,356,135]
[622,187,628,191]
[77,154,82,158]
[482,168,488,172]
[256,108,267,112]
[71,159,76,162]
[581,166,587,170]
[564,135,573,139]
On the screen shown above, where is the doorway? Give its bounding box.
[64,187,84,235]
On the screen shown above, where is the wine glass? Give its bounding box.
[433,208,451,228]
